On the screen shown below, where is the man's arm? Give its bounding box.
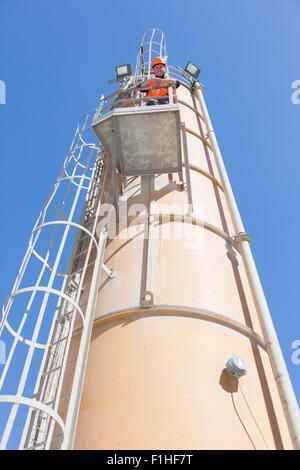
[138,79,153,90]
[138,78,180,90]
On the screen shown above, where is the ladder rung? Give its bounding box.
[41,364,63,377]
[48,335,69,348]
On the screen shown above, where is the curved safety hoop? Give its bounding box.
[0,395,65,438]
[65,142,98,172]
[68,154,97,173]
[57,174,107,196]
[33,221,99,253]
[3,285,85,334]
[5,320,46,350]
[58,174,93,184]
[58,177,92,191]
[77,136,99,150]
[28,181,62,243]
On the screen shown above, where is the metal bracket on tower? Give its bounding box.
[102,263,116,279]
[204,130,215,140]
[141,291,154,308]
[231,231,252,252]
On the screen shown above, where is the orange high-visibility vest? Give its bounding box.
[146,79,175,98]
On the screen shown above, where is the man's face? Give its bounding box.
[153,63,166,77]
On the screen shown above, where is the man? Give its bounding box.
[139,57,180,105]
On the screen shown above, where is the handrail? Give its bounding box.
[93,79,183,122]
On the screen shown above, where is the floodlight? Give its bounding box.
[116,64,132,80]
[184,61,201,80]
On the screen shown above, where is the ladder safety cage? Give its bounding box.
[0,27,199,451]
[0,109,113,450]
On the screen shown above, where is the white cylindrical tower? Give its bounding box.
[0,28,298,451]
[72,30,299,450]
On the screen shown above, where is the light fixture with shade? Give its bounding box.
[226,356,247,379]
[115,64,132,81]
[184,61,201,80]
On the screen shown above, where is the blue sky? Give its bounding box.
[0,0,299,424]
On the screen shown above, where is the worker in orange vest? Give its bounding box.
[139,57,180,106]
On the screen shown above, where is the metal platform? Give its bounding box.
[92,104,182,176]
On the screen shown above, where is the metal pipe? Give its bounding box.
[193,82,300,450]
[61,225,109,449]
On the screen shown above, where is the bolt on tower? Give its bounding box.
[0,28,299,450]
